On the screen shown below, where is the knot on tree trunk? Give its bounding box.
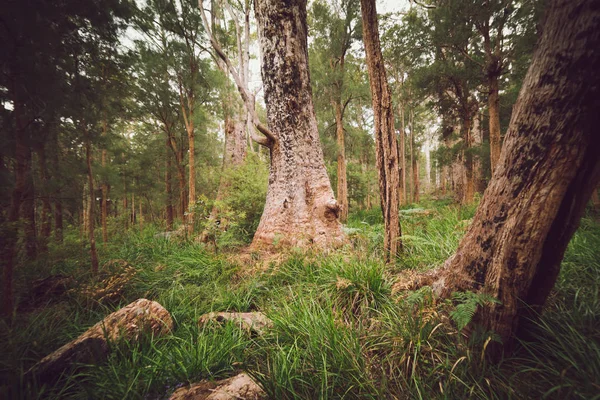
[324,199,340,221]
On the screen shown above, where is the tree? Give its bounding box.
[249,0,345,248]
[309,0,361,222]
[360,0,402,261]
[408,0,600,354]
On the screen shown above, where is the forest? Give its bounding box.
[1,0,599,398]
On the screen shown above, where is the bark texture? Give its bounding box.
[27,299,173,383]
[423,0,600,351]
[360,0,401,261]
[252,0,344,248]
[334,100,348,222]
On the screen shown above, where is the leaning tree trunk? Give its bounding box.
[252,0,344,248]
[360,0,401,261]
[420,0,600,353]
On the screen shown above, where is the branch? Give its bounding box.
[411,0,436,9]
[198,0,275,148]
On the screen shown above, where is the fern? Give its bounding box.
[450,291,501,330]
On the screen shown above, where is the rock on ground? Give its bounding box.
[27,298,173,383]
[169,373,265,400]
[198,312,273,336]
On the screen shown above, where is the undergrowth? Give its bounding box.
[1,200,598,399]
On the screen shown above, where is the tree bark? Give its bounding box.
[360,0,401,261]
[85,130,99,275]
[334,99,348,222]
[166,140,174,231]
[410,108,419,204]
[101,120,109,244]
[398,102,406,205]
[252,0,344,248]
[488,73,501,176]
[418,0,600,353]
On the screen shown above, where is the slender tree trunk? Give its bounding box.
[101,120,108,244]
[2,94,28,316]
[22,147,37,260]
[177,165,186,220]
[410,108,419,204]
[488,72,501,176]
[416,0,600,353]
[252,0,344,248]
[166,141,174,231]
[334,99,349,222]
[51,134,63,243]
[360,0,401,261]
[85,130,99,275]
[399,102,406,205]
[462,116,475,204]
[38,144,52,253]
[187,119,195,235]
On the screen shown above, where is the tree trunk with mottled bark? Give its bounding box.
[252,0,344,248]
[360,0,401,261]
[414,0,600,354]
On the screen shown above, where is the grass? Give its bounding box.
[1,199,599,399]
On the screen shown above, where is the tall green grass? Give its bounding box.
[1,201,599,399]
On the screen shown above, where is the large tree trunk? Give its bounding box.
[252,0,344,248]
[419,0,600,353]
[85,132,99,275]
[334,99,349,223]
[360,0,401,261]
[488,73,501,175]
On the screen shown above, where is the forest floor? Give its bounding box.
[1,199,599,399]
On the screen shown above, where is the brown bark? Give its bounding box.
[252,0,344,248]
[334,99,348,222]
[360,0,401,261]
[410,108,419,204]
[398,102,406,205]
[85,130,99,275]
[488,74,501,175]
[422,0,600,352]
[462,116,475,204]
[166,140,174,231]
